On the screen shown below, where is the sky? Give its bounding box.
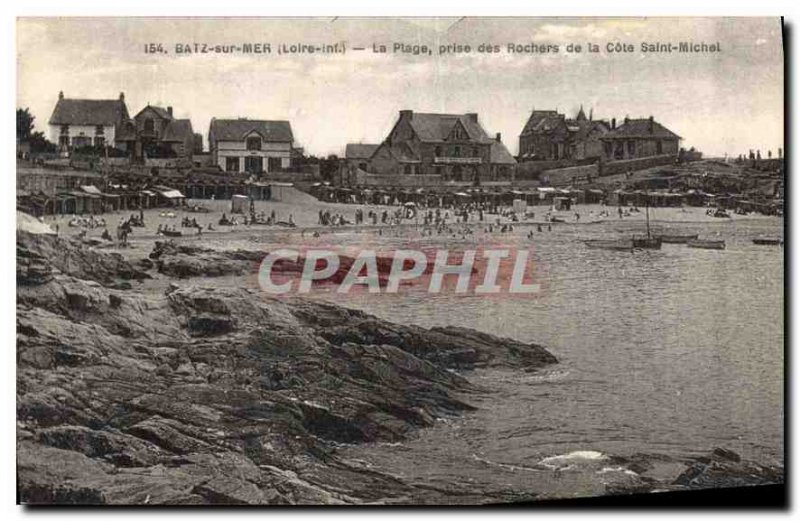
[16,17,784,158]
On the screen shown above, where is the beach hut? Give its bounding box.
[231,194,250,214]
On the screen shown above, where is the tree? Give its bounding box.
[319,154,340,181]
[17,108,35,141]
[17,107,56,153]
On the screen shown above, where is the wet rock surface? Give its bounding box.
[17,233,559,504]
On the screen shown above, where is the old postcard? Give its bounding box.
[16,17,784,506]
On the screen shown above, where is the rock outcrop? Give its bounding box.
[17,232,557,504]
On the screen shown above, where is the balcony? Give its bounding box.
[433,156,482,164]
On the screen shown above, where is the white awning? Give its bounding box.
[159,189,185,199]
[80,185,103,195]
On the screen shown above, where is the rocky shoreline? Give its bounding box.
[16,231,783,504]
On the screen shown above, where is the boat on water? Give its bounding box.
[687,238,726,250]
[631,192,662,249]
[752,237,783,246]
[584,239,634,251]
[632,235,663,249]
[658,233,699,244]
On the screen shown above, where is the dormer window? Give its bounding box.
[246,136,262,151]
[144,118,155,133]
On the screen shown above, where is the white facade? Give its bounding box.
[49,124,117,149]
[214,139,291,173]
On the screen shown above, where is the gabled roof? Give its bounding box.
[385,141,420,163]
[162,119,193,142]
[210,119,293,142]
[490,140,517,165]
[49,98,128,126]
[345,143,380,160]
[136,105,173,121]
[520,110,560,135]
[603,118,681,140]
[406,113,494,144]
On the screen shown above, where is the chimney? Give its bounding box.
[465,112,478,123]
[648,115,654,133]
[58,91,64,100]
[399,110,413,120]
[611,118,616,129]
[167,106,173,117]
[495,132,502,142]
[119,92,125,101]
[624,116,630,124]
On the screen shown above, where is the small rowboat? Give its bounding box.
[687,239,725,250]
[752,237,783,246]
[632,235,662,249]
[584,239,634,251]
[161,229,183,238]
[658,233,699,244]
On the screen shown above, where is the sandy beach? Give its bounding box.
[40,196,781,247]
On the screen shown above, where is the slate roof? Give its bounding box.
[520,110,561,135]
[137,105,173,120]
[49,98,129,126]
[162,119,194,143]
[210,119,293,143]
[490,140,517,165]
[345,143,380,160]
[602,118,681,140]
[406,113,495,144]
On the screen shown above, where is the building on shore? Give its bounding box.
[518,106,610,162]
[345,143,380,172]
[115,105,195,161]
[48,91,130,153]
[209,118,294,175]
[367,110,516,184]
[599,116,681,160]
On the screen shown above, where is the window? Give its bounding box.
[246,136,262,151]
[94,137,105,147]
[245,156,263,173]
[472,147,478,157]
[268,157,282,172]
[404,165,411,175]
[58,136,69,147]
[59,125,69,136]
[71,136,91,148]
[95,125,104,136]
[454,146,461,157]
[656,141,663,154]
[144,118,155,133]
[358,162,367,171]
[435,146,442,157]
[627,141,636,157]
[435,166,443,177]
[226,157,240,172]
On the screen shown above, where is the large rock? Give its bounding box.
[17,232,558,504]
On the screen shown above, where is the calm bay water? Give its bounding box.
[222,215,783,498]
[301,217,784,496]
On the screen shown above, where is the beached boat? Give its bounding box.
[687,239,726,250]
[658,233,699,244]
[584,239,634,251]
[161,229,183,238]
[752,237,783,246]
